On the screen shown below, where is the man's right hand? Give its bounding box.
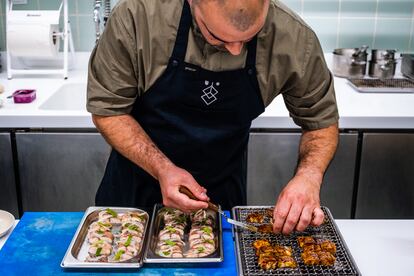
[157,165,209,213]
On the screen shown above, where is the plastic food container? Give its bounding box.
[12,89,36,103]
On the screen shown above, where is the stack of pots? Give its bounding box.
[332,46,369,78]
[368,49,397,79]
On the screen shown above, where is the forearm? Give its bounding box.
[92,114,173,180]
[295,123,339,185]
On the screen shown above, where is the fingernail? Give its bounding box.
[201,192,207,198]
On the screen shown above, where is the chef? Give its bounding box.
[87,0,339,234]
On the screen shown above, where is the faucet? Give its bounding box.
[94,0,111,42]
[93,0,101,42]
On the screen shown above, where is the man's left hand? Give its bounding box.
[272,174,325,235]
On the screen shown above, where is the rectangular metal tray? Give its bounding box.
[144,204,223,263]
[347,78,414,93]
[232,206,361,276]
[61,206,150,269]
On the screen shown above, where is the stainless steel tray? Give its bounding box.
[232,206,361,276]
[61,206,150,269]
[144,204,223,263]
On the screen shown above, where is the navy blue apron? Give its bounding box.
[96,1,265,210]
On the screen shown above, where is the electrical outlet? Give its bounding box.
[12,0,28,4]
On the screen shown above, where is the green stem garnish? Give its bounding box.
[204,239,214,244]
[202,226,212,234]
[165,240,176,246]
[114,250,125,261]
[124,235,133,247]
[165,226,176,233]
[98,222,111,228]
[127,224,140,232]
[106,208,117,217]
[95,247,102,256]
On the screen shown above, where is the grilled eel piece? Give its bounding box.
[257,224,273,233]
[297,236,316,248]
[258,253,278,270]
[318,251,336,266]
[273,245,293,257]
[253,239,297,269]
[303,244,322,253]
[319,239,337,254]
[265,208,274,219]
[253,239,271,250]
[301,251,320,265]
[258,253,297,269]
[298,236,337,266]
[256,245,274,256]
[246,213,264,223]
[301,250,336,266]
[278,255,297,268]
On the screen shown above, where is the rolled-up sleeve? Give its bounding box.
[87,6,139,116]
[282,29,339,130]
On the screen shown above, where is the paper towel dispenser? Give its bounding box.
[6,0,75,79]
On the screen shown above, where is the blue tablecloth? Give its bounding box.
[0,211,237,276]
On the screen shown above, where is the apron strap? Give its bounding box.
[171,0,192,62]
[245,36,258,68]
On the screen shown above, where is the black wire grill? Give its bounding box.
[232,206,361,276]
[348,78,414,92]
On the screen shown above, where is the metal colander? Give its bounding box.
[232,206,360,276]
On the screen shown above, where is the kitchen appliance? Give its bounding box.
[232,206,361,276]
[368,49,397,79]
[6,0,75,79]
[401,54,414,80]
[332,46,368,78]
[347,78,414,93]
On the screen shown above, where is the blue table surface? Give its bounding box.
[0,211,237,276]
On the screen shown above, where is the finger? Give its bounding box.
[295,206,313,232]
[174,192,209,211]
[273,200,291,233]
[202,187,210,201]
[184,181,209,201]
[311,207,324,226]
[282,203,302,235]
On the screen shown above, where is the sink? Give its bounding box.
[39,83,87,111]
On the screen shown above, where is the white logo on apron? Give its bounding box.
[201,81,220,105]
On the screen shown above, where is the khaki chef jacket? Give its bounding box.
[87,0,339,130]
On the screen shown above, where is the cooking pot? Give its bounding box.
[332,46,368,78]
[368,60,397,79]
[368,49,397,79]
[401,54,414,80]
[371,49,396,62]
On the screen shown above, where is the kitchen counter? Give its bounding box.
[0,53,413,129]
[1,212,414,276]
[0,212,236,276]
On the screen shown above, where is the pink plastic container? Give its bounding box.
[12,89,36,103]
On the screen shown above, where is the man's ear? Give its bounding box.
[187,0,193,6]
